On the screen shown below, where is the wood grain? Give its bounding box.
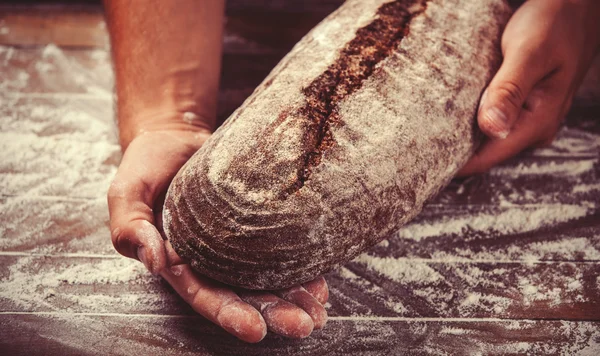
[0,2,599,354]
[0,197,112,254]
[1,254,599,321]
[1,315,598,355]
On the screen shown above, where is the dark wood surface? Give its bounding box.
[1,4,599,355]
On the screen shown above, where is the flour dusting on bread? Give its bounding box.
[164,0,513,289]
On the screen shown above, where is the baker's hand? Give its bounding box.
[459,0,600,176]
[107,128,328,343]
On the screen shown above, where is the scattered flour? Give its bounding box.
[427,237,600,263]
[377,239,390,248]
[459,321,600,355]
[489,159,596,177]
[458,292,512,315]
[396,204,592,242]
[0,44,119,255]
[337,266,409,314]
[0,256,155,312]
[412,286,453,311]
[518,277,562,307]
[573,183,600,193]
[532,127,600,157]
[336,266,366,284]
[354,255,443,284]
[439,327,469,335]
[0,196,113,253]
[0,41,599,353]
[0,43,119,200]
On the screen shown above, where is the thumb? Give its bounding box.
[107,156,169,275]
[478,46,551,139]
[110,215,167,275]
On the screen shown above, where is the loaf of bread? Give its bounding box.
[163,0,513,289]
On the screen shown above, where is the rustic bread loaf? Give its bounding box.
[163,0,513,289]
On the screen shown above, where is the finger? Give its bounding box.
[107,176,167,275]
[478,44,557,139]
[111,217,167,276]
[153,189,167,235]
[536,92,572,147]
[459,89,564,176]
[459,117,538,176]
[162,265,267,343]
[107,137,178,274]
[164,239,185,266]
[275,285,328,329]
[302,276,329,305]
[239,291,314,339]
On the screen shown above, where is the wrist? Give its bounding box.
[115,65,220,150]
[118,109,214,150]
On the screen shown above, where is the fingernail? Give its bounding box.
[218,304,248,333]
[137,246,154,274]
[218,303,267,342]
[484,106,510,139]
[478,89,488,112]
[136,222,165,275]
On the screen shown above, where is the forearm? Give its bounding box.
[103,0,225,149]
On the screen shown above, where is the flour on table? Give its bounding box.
[0,44,118,200]
[533,127,600,157]
[0,44,119,254]
[396,203,592,242]
[354,255,443,284]
[0,256,151,311]
[1,43,599,354]
[490,160,596,177]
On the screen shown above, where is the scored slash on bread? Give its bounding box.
[282,0,429,196]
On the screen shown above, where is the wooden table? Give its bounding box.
[1,3,599,355]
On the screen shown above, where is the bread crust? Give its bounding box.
[164,0,513,289]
